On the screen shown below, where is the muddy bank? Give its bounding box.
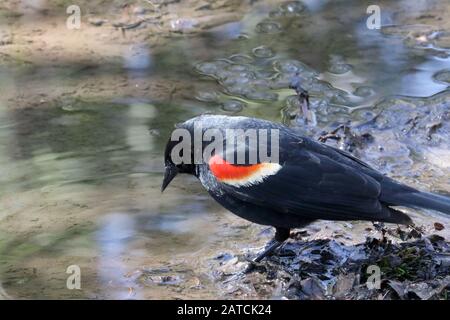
[215,227,450,299]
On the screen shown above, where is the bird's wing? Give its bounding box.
[213,148,393,221]
[325,144,375,170]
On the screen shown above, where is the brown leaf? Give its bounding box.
[434,222,445,231]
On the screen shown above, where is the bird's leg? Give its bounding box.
[254,227,290,262]
[245,227,290,273]
[372,222,387,244]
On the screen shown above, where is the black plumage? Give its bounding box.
[162,115,450,264]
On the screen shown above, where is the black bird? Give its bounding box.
[162,114,450,264]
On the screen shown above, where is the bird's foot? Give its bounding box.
[244,240,284,274]
[243,260,260,274]
[371,222,390,245]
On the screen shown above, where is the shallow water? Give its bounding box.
[0,0,449,299]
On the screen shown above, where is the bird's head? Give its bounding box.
[161,135,196,192]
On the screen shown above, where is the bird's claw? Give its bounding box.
[243,258,264,274]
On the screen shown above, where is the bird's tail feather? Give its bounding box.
[388,191,450,215]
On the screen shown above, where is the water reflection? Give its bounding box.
[209,21,244,41]
[123,45,152,71]
[126,103,156,153]
[400,58,450,96]
[96,213,136,299]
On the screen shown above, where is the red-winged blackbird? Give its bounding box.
[162,114,450,264]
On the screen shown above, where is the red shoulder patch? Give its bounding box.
[208,155,263,181]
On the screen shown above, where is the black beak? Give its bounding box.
[161,164,178,192]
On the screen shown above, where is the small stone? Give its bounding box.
[328,63,352,74]
[88,18,106,26]
[433,69,450,84]
[354,86,375,97]
[256,21,282,34]
[221,99,245,112]
[252,46,275,58]
[195,91,220,102]
[170,18,197,33]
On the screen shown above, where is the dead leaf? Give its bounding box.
[434,222,445,231]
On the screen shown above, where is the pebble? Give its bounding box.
[252,46,275,58]
[353,86,375,97]
[221,99,245,112]
[433,69,450,84]
[256,21,282,34]
[88,18,106,27]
